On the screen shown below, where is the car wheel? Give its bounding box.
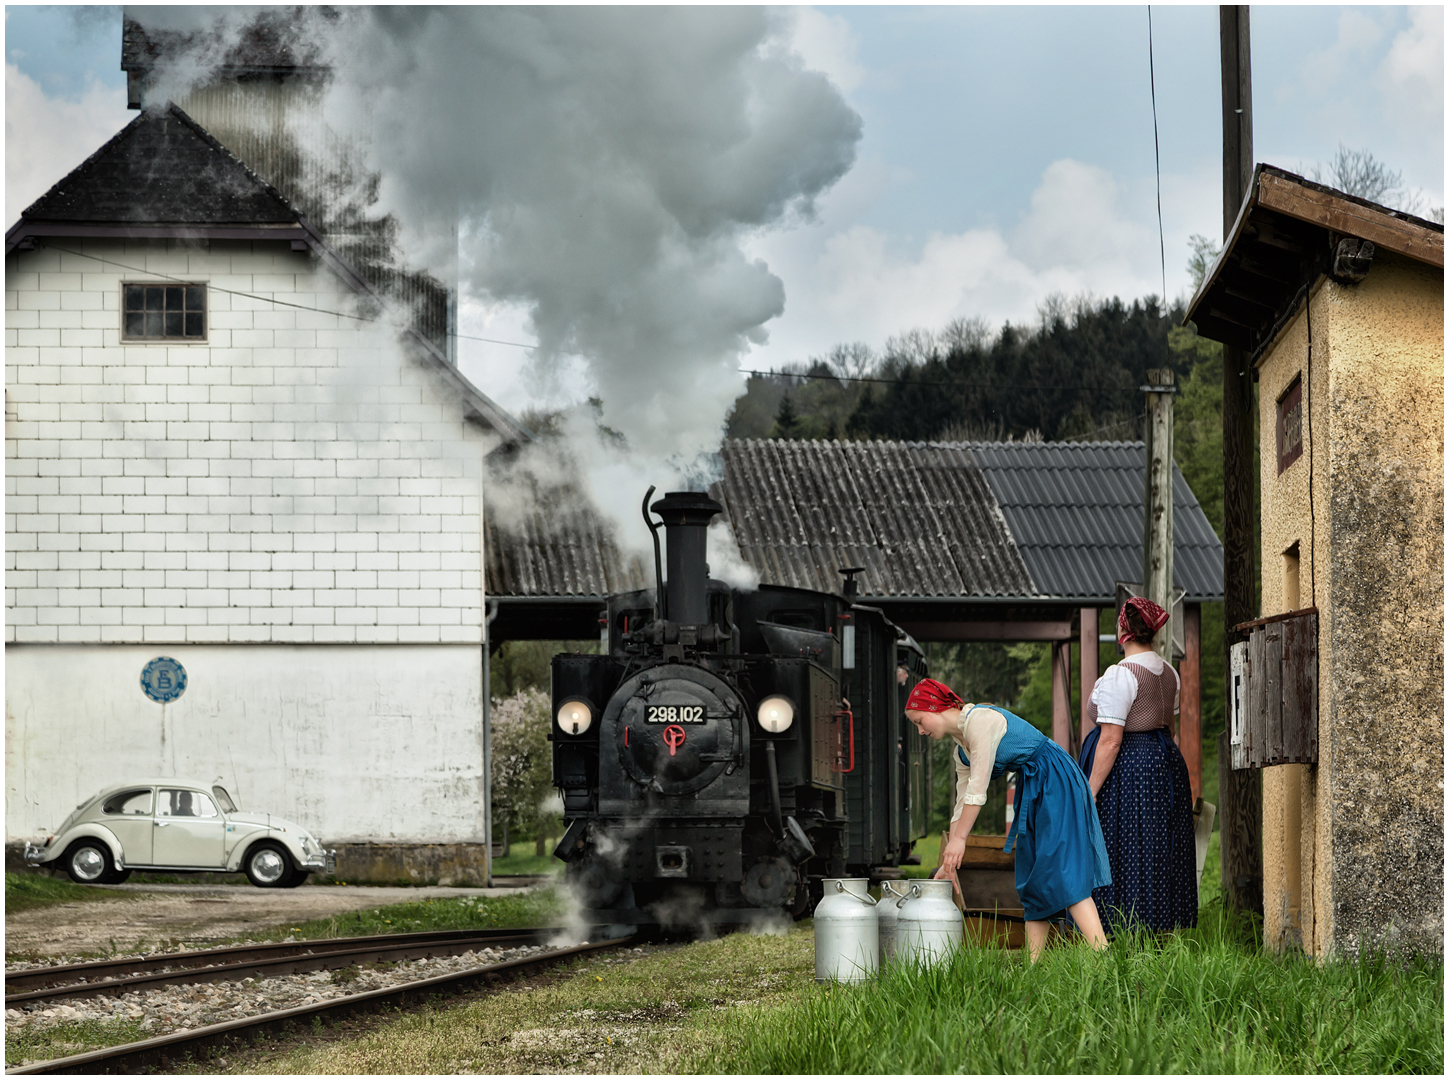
[62,840,112,885]
[103,868,133,885]
[281,867,309,889]
[244,842,294,888]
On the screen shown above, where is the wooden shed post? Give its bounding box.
[1181,604,1202,801]
[1079,607,1099,747]
[1219,2,1263,916]
[1050,640,1073,753]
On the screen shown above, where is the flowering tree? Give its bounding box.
[489,687,559,856]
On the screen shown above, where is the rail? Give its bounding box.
[6,927,554,1006]
[7,932,632,1075]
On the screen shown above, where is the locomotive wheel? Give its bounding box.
[741,856,795,908]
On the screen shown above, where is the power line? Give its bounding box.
[45,243,1157,397]
[1148,6,1168,304]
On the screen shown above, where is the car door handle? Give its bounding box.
[156,821,170,827]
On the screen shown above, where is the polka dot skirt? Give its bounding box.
[1083,728,1198,934]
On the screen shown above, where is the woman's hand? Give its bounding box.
[935,833,967,898]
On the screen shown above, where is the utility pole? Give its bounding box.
[1218,3,1263,918]
[1141,367,1176,665]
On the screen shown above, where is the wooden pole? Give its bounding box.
[1079,607,1099,748]
[1050,640,1073,752]
[1142,367,1176,666]
[1181,604,1202,801]
[1219,3,1263,916]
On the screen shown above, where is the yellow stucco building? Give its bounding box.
[1189,166,1443,958]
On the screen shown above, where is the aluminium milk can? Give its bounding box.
[813,878,879,982]
[876,879,910,964]
[894,879,963,967]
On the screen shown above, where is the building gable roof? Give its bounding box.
[17,104,299,227]
[6,105,532,444]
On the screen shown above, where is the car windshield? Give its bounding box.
[212,786,237,813]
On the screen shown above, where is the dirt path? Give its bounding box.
[5,883,528,958]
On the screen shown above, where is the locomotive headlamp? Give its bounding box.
[756,695,795,733]
[557,699,594,735]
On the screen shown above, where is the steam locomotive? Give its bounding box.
[550,490,929,926]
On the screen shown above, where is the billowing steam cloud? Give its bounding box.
[133,6,860,553]
[309,7,860,469]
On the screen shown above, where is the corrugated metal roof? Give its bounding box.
[713,439,1035,598]
[965,440,1224,601]
[485,502,648,598]
[484,438,1224,603]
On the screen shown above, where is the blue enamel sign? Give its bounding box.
[140,657,187,703]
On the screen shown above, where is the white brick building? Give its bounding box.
[6,104,527,883]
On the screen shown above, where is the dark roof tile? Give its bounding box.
[20,104,298,226]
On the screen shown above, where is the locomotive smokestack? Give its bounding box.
[650,491,722,626]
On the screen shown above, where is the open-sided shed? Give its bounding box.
[486,437,1225,795]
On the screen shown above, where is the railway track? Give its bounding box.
[7,929,632,1075]
[6,927,552,1006]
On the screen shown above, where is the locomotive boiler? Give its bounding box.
[550,489,929,926]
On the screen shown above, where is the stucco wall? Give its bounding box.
[1256,281,1333,956]
[1257,250,1444,958]
[6,644,485,846]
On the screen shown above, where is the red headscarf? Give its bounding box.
[905,677,965,713]
[1118,596,1170,644]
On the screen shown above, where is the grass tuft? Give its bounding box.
[224,885,567,946]
[4,872,134,915]
[5,1017,153,1068]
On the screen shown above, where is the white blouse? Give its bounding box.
[949,705,1009,823]
[1089,652,1180,726]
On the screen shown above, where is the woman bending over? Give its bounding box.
[905,678,1111,960]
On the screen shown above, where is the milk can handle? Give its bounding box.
[833,879,878,905]
[897,882,921,908]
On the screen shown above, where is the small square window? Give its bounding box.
[122,282,206,341]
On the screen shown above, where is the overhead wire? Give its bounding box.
[1148,6,1167,306]
[43,242,1152,399]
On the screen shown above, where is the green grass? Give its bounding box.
[4,871,135,915]
[693,909,1443,1074]
[225,885,567,945]
[490,845,564,877]
[5,1017,154,1068]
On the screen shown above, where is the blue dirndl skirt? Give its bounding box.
[1079,726,1198,933]
[1004,738,1112,920]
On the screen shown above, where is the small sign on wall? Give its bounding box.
[1277,376,1303,474]
[141,657,187,703]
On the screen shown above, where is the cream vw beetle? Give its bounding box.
[23,779,336,888]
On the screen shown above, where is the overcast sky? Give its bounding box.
[6,5,1443,422]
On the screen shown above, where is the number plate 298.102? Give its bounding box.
[646,705,705,723]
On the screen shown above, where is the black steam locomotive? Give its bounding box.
[550,490,929,926]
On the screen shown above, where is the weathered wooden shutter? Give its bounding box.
[1229,608,1318,768]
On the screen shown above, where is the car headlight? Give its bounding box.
[756,695,795,734]
[557,699,593,735]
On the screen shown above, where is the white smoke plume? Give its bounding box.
[309,8,859,468]
[130,6,860,563]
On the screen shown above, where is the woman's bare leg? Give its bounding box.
[1024,919,1050,961]
[1068,897,1109,950]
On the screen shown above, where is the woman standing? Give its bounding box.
[1078,597,1197,933]
[905,677,1111,960]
